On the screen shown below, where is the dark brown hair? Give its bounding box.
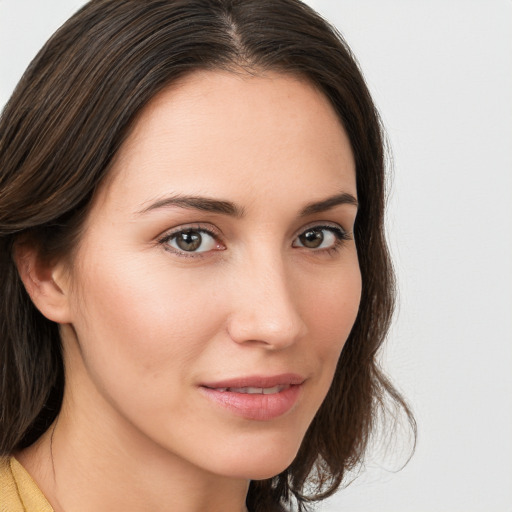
[0,1,415,510]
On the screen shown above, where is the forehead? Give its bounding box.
[95,70,356,214]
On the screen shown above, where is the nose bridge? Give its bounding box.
[227,244,306,348]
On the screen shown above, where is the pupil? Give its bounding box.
[177,231,202,251]
[301,229,323,248]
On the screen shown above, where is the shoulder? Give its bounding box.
[0,457,53,512]
[0,457,24,512]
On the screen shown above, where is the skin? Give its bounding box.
[17,70,361,512]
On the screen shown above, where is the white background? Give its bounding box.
[1,1,511,511]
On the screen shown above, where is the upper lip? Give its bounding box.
[201,373,305,389]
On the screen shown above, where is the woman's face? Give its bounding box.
[60,70,361,480]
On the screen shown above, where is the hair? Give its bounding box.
[0,1,415,510]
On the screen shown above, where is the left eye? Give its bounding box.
[293,227,343,249]
[165,229,218,253]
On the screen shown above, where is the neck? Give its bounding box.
[17,388,250,512]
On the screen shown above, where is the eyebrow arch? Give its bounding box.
[136,194,245,217]
[136,191,358,218]
[299,192,358,216]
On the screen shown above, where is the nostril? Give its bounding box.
[226,303,305,349]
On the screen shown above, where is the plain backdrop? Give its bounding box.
[1,1,511,511]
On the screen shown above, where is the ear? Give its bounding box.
[13,241,73,324]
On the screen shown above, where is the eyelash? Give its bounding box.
[158,223,351,258]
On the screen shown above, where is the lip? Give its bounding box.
[199,373,305,421]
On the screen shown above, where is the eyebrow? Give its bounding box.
[137,195,245,217]
[299,192,358,216]
[136,191,358,217]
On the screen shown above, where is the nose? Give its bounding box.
[225,250,307,350]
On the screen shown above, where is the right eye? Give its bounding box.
[162,228,222,255]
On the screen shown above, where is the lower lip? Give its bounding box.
[199,384,302,421]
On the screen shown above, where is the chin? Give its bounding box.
[221,456,297,481]
[203,430,305,481]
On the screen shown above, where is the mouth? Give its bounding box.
[199,374,305,421]
[209,385,291,395]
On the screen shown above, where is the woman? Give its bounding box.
[0,0,414,511]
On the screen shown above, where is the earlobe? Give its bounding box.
[13,242,73,324]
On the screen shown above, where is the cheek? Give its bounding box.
[301,260,362,396]
[304,262,361,350]
[69,254,223,383]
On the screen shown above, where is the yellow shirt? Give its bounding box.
[0,457,53,512]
